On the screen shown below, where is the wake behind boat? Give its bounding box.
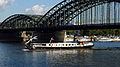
[24,36,94,50]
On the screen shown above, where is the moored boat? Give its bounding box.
[112,37,120,41]
[98,37,113,42]
[78,38,89,41]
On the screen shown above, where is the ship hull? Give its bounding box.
[31,42,94,49]
[34,46,93,49]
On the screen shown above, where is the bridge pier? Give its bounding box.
[34,30,65,43]
[0,31,23,42]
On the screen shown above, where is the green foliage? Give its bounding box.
[66,29,120,36]
[26,31,34,36]
[66,30,76,35]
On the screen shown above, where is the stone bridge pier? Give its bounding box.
[0,30,65,42]
[33,30,65,43]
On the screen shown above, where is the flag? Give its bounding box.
[33,36,37,39]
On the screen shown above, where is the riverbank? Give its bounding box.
[65,35,120,42]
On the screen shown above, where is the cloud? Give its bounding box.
[25,8,32,13]
[0,0,14,11]
[32,5,44,15]
[25,4,52,15]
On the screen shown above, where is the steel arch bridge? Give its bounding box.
[1,0,120,31]
[0,14,39,29]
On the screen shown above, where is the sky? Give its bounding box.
[0,0,63,22]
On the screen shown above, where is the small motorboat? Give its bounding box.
[112,37,120,41]
[98,37,113,42]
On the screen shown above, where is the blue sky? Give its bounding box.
[0,0,63,22]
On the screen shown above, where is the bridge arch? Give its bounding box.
[38,0,120,28]
[1,0,120,30]
[0,14,37,29]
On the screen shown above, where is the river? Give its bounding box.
[0,42,120,67]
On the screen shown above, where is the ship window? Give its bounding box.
[42,44,46,46]
[69,44,71,46]
[63,44,64,46]
[66,44,67,46]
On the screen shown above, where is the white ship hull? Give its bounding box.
[31,42,94,49]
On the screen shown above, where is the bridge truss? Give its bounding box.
[1,0,120,30]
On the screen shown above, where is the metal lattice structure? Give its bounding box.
[1,0,120,30]
[0,14,42,29]
[37,0,120,29]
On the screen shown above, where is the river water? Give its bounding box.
[0,42,120,67]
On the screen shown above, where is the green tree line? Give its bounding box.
[66,29,120,36]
